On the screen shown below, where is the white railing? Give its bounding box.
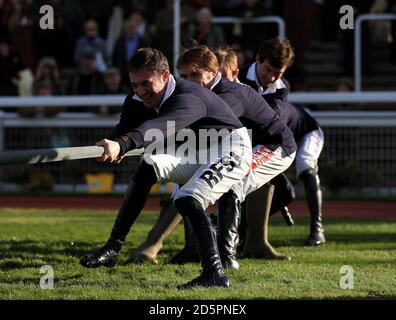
[0,95,125,107]
[1,91,396,108]
[1,110,395,128]
[310,111,396,126]
[354,13,396,92]
[289,92,396,103]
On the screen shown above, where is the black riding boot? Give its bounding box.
[80,161,157,268]
[174,196,230,289]
[168,218,200,264]
[217,190,241,270]
[300,170,326,246]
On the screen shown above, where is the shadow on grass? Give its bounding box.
[0,274,84,286]
[269,230,396,248]
[304,293,396,300]
[325,231,396,244]
[0,240,104,269]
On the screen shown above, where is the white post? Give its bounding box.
[273,16,286,38]
[173,0,181,76]
[354,15,363,92]
[354,14,396,92]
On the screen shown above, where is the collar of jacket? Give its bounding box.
[246,62,286,95]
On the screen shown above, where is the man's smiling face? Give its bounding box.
[129,68,170,108]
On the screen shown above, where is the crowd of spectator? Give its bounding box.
[0,0,395,116]
[0,0,282,107]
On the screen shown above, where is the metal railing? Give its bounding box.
[354,13,396,92]
[2,91,396,108]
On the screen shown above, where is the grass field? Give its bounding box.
[0,208,395,300]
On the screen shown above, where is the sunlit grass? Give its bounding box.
[0,209,395,300]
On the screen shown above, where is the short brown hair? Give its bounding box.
[128,48,169,74]
[214,47,238,75]
[257,37,295,69]
[177,45,218,74]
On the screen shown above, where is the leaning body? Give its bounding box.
[112,76,253,208]
[81,49,253,289]
[211,76,296,202]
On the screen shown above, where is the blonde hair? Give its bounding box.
[214,47,238,76]
[177,44,218,74]
[35,56,60,80]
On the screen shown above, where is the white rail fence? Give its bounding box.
[1,92,396,108]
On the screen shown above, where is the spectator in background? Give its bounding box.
[67,48,104,111]
[130,10,151,41]
[34,79,54,116]
[79,0,113,38]
[16,76,69,184]
[1,0,36,96]
[34,56,62,95]
[183,7,225,48]
[335,77,354,110]
[112,16,150,86]
[154,0,194,69]
[18,78,65,118]
[0,36,24,96]
[18,75,70,182]
[74,19,107,72]
[95,67,129,115]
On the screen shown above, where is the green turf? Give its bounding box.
[0,208,395,300]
